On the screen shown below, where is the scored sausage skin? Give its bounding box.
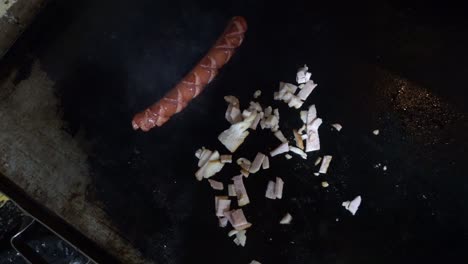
[132,16,248,131]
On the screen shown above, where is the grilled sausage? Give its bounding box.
[132,16,248,131]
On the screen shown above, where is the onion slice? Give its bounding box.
[232,175,250,206]
[262,156,270,169]
[319,155,332,174]
[215,196,231,217]
[342,196,362,215]
[275,177,284,199]
[228,184,236,197]
[265,181,276,200]
[249,152,266,173]
[224,209,252,230]
[208,179,224,190]
[289,146,307,159]
[280,213,293,224]
[270,142,289,157]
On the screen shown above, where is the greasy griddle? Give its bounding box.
[11,0,468,263]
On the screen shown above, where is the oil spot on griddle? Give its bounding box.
[376,67,466,149]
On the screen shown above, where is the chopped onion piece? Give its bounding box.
[225,209,252,230]
[307,104,317,121]
[285,154,292,160]
[289,146,307,159]
[273,92,279,100]
[228,184,236,197]
[262,156,270,170]
[331,123,343,131]
[297,80,317,101]
[220,155,232,164]
[305,118,322,152]
[195,148,204,159]
[264,115,279,128]
[233,237,240,246]
[264,106,273,117]
[274,108,280,118]
[249,152,266,173]
[198,149,213,167]
[232,175,250,206]
[237,158,252,171]
[250,111,263,130]
[226,105,242,124]
[314,157,322,166]
[305,105,322,152]
[313,172,320,176]
[228,229,239,237]
[265,181,276,200]
[249,101,263,112]
[373,129,380,135]
[282,92,293,103]
[293,129,304,150]
[296,64,312,84]
[218,112,257,153]
[277,82,298,99]
[224,95,240,106]
[274,130,288,143]
[321,181,329,188]
[280,213,293,224]
[287,96,304,109]
[215,196,231,217]
[342,196,362,215]
[275,177,284,199]
[219,216,229,227]
[319,155,332,174]
[300,111,307,124]
[242,109,253,118]
[250,261,262,264]
[253,90,262,98]
[198,160,224,180]
[195,152,224,181]
[208,179,224,190]
[270,142,289,157]
[224,96,241,124]
[234,230,247,247]
[271,124,279,132]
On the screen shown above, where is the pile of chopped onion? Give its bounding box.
[191,64,365,255]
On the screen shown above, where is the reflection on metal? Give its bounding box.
[10,208,94,264]
[0,0,17,18]
[10,217,47,264]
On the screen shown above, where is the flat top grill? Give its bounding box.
[0,1,467,263]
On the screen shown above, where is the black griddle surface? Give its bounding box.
[7,0,468,263]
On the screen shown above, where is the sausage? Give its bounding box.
[132,16,248,131]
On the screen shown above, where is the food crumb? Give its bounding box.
[321,181,329,188]
[253,90,262,98]
[285,154,292,160]
[383,165,387,171]
[373,129,380,135]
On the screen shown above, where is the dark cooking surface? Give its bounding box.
[8,0,468,263]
